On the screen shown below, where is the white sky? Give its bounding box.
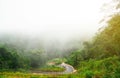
[0,0,112,38]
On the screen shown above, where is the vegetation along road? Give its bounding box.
[32,62,76,74]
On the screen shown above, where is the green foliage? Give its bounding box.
[29,49,46,68]
[0,42,47,71]
[66,50,82,67]
[0,72,81,78]
[84,70,94,78]
[77,56,120,78]
[38,65,65,72]
[0,46,19,70]
[0,10,120,78]
[66,14,120,77]
[0,45,30,71]
[67,14,120,64]
[48,58,67,65]
[93,14,120,58]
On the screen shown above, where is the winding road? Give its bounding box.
[59,62,76,74]
[32,62,76,74]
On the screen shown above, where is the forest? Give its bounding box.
[0,0,120,78]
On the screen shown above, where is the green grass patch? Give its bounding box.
[38,65,65,72]
[48,58,67,65]
[0,72,82,78]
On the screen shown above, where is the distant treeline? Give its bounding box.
[0,32,81,71]
[0,45,46,71]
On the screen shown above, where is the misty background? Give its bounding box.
[0,0,114,59]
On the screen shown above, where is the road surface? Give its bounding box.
[59,62,76,74]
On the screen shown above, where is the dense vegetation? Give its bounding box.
[0,14,120,78]
[67,14,120,77]
[0,1,120,77]
[0,46,29,71]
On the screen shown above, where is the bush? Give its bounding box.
[84,70,94,78]
[78,56,120,78]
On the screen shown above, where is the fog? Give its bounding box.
[0,0,113,58]
[0,0,112,35]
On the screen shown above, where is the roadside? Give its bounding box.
[31,62,76,74]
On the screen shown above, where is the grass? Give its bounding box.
[47,58,67,65]
[34,65,65,72]
[0,72,81,78]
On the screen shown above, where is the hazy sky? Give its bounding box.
[0,0,112,38]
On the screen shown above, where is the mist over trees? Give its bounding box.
[67,0,120,65]
[0,32,85,70]
[1,0,120,77]
[66,7,120,77]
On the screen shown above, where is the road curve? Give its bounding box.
[59,62,76,74]
[31,62,76,74]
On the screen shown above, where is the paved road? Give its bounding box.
[32,62,76,74]
[59,62,76,74]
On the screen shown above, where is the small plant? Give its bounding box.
[113,67,120,78]
[84,70,94,78]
